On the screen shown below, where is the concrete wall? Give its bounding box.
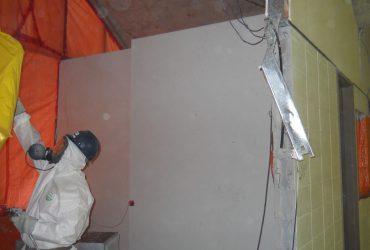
[58,50,131,250]
[129,15,279,250]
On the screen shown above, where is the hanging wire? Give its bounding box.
[223,0,265,46]
[91,205,129,228]
[245,0,265,8]
[291,163,298,250]
[228,20,264,45]
[256,109,273,250]
[236,0,265,35]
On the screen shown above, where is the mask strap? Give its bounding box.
[24,152,55,171]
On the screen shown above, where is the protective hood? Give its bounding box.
[57,137,87,171]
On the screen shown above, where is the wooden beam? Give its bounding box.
[88,0,130,48]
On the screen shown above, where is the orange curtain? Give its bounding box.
[66,0,120,58]
[0,0,121,209]
[2,51,59,208]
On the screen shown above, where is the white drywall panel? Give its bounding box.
[58,50,131,250]
[130,15,278,250]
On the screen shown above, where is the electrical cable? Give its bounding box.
[245,0,265,9]
[256,109,273,250]
[292,195,297,250]
[222,0,265,46]
[235,17,265,38]
[229,19,264,46]
[91,205,129,228]
[273,28,286,149]
[292,161,299,250]
[236,0,265,35]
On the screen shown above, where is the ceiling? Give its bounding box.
[88,0,265,48]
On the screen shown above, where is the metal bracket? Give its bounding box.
[260,18,314,161]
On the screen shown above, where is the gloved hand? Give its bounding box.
[11,211,37,234]
[14,98,26,116]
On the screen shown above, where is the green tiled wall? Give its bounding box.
[290,1,370,249]
[291,29,344,250]
[359,199,370,250]
[290,0,367,92]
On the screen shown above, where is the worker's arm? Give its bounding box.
[13,100,48,170]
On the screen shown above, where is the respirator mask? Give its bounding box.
[27,137,69,164]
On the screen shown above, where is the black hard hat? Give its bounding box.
[66,130,100,161]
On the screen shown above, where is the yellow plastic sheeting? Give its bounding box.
[0,32,24,150]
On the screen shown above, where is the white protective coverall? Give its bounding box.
[13,112,94,249]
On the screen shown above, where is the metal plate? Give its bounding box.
[260,20,314,160]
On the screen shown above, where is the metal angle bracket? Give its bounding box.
[260,20,314,161]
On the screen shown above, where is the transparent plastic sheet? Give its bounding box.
[357,117,370,197]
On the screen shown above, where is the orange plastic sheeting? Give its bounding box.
[0,51,58,208]
[1,0,119,58]
[0,0,120,209]
[0,0,28,35]
[357,117,370,198]
[0,0,65,55]
[66,0,120,58]
[21,0,65,54]
[0,145,7,203]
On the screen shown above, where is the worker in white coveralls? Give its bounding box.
[10,100,100,250]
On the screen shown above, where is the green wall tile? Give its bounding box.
[324,201,334,228]
[297,160,310,188]
[309,130,321,158]
[325,225,335,250]
[311,182,323,210]
[313,233,325,250]
[323,179,333,202]
[298,185,312,216]
[332,176,341,201]
[333,198,342,221]
[334,219,344,244]
[297,213,312,248]
[291,27,344,250]
[312,207,324,237]
[299,241,313,250]
[322,155,332,182]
